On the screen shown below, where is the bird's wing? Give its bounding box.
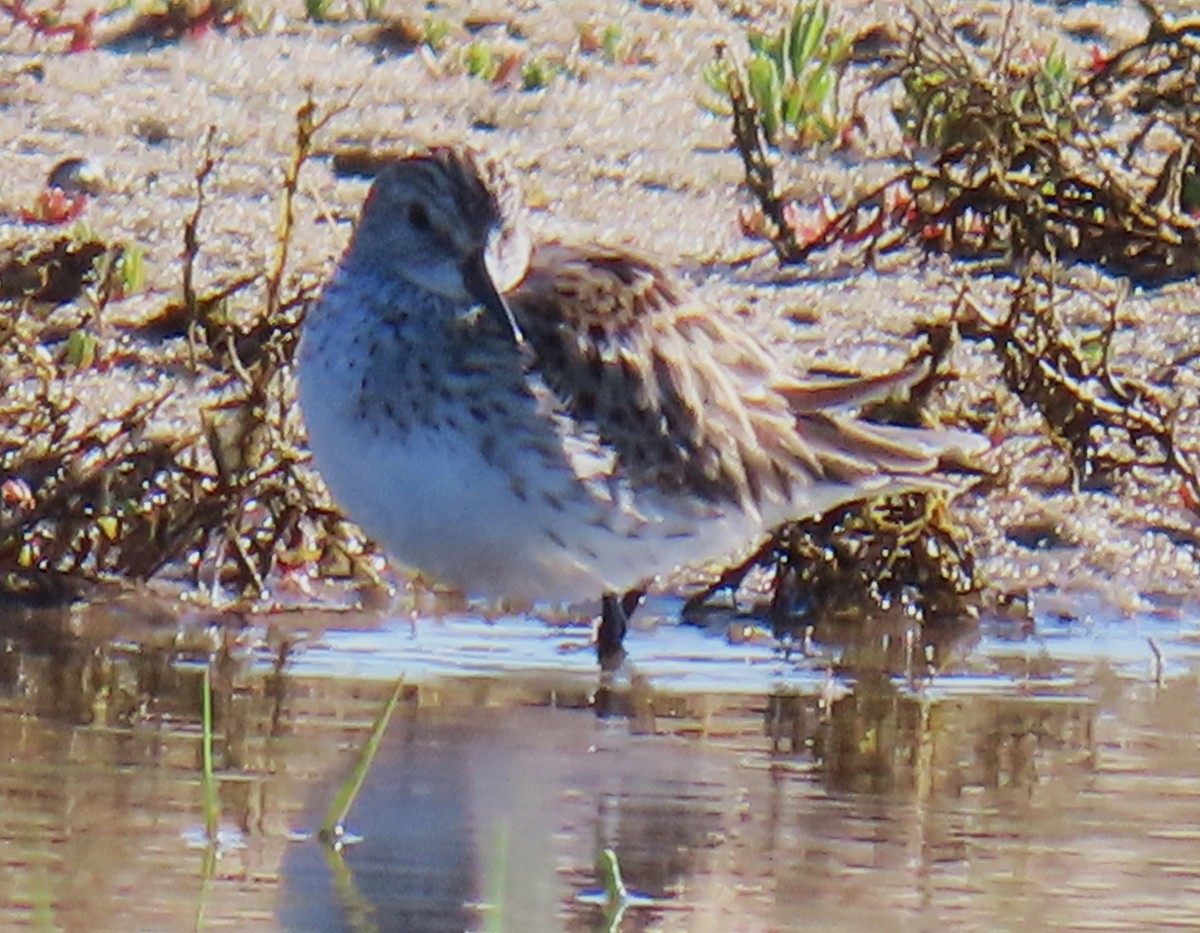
[507,243,947,513]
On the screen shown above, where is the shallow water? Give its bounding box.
[2,594,1200,932]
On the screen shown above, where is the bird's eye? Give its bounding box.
[408,202,431,231]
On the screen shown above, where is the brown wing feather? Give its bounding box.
[507,243,950,512]
[775,360,930,412]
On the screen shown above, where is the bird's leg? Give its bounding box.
[597,588,645,670]
[598,593,627,670]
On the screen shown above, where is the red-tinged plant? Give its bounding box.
[0,0,96,51]
[18,188,89,225]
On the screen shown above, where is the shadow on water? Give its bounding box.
[2,591,1200,931]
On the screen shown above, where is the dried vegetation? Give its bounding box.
[701,0,1200,629]
[1,96,379,600]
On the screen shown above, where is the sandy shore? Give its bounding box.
[4,0,1200,617]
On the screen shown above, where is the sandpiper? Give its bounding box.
[298,146,978,667]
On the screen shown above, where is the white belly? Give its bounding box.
[305,409,597,599]
[304,409,775,600]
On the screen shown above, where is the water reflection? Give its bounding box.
[2,594,1199,931]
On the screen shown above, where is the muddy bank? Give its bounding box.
[2,0,1200,620]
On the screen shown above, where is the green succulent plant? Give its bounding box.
[705,1,851,147]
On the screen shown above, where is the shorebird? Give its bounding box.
[298,145,978,667]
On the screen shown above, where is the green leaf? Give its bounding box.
[829,32,853,66]
[465,41,497,79]
[521,57,556,90]
[702,58,730,95]
[790,3,827,75]
[65,329,95,369]
[602,24,623,63]
[782,83,803,126]
[806,63,833,104]
[747,29,771,55]
[422,16,451,51]
[747,55,781,139]
[118,245,145,295]
[812,114,836,142]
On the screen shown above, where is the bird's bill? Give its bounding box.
[461,249,525,345]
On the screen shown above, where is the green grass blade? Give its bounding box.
[599,848,627,905]
[201,664,219,841]
[323,845,381,932]
[194,844,217,932]
[321,678,405,839]
[598,848,629,932]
